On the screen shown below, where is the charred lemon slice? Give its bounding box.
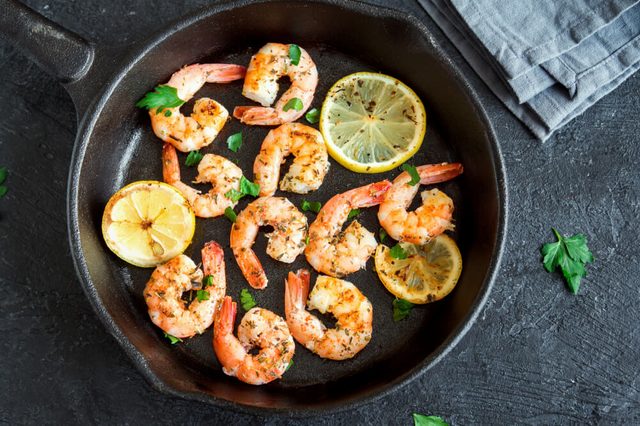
[101,180,195,267]
[374,235,462,304]
[320,72,426,173]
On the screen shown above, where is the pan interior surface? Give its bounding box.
[70,0,503,413]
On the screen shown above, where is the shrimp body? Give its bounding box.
[213,296,294,385]
[230,197,308,289]
[162,143,243,218]
[150,63,246,152]
[378,163,463,244]
[144,241,226,338]
[233,43,318,126]
[304,180,391,277]
[254,123,329,196]
[285,270,372,360]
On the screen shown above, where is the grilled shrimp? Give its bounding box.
[230,197,308,289]
[162,143,243,218]
[304,180,391,277]
[150,63,246,151]
[213,296,295,385]
[285,269,373,360]
[378,163,463,244]
[254,123,329,196]
[233,43,318,125]
[144,241,226,339]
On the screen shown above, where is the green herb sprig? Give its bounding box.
[301,200,322,213]
[136,85,184,113]
[393,298,413,321]
[225,176,260,202]
[401,163,420,186]
[185,150,203,167]
[227,132,242,152]
[413,413,448,426]
[240,288,256,311]
[541,228,594,294]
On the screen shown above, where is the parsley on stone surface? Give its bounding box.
[413,413,448,426]
[541,228,594,294]
[227,132,242,152]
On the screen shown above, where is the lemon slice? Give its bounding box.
[102,180,195,267]
[319,72,426,173]
[374,235,462,304]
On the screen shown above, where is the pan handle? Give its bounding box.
[0,0,94,83]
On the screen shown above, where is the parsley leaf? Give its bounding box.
[224,189,244,203]
[185,150,203,167]
[240,288,256,311]
[301,199,322,213]
[541,228,594,294]
[196,289,210,302]
[305,236,310,245]
[305,108,320,124]
[224,207,237,222]
[163,332,182,345]
[389,243,408,259]
[285,359,294,372]
[393,298,413,321]
[0,167,8,198]
[225,176,260,202]
[203,275,214,287]
[347,209,361,220]
[379,228,388,242]
[227,132,242,152]
[401,163,420,186]
[136,85,184,113]
[283,97,303,112]
[240,176,260,197]
[413,414,448,426]
[289,44,302,66]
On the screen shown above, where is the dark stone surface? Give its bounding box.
[1,0,638,423]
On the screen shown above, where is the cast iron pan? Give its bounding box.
[1,0,507,415]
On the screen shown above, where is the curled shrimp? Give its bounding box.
[233,43,318,125]
[378,163,463,244]
[254,123,329,196]
[144,241,226,339]
[150,63,246,152]
[285,269,373,360]
[230,197,308,289]
[304,180,391,277]
[213,296,294,385]
[162,143,243,218]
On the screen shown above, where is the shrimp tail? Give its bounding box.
[204,64,247,82]
[237,251,268,289]
[201,241,225,280]
[214,296,236,336]
[418,163,464,185]
[162,143,180,183]
[233,106,280,125]
[285,269,310,313]
[352,180,392,207]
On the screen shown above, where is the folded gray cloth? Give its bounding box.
[417,0,640,140]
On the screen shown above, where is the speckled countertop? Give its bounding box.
[1,0,639,424]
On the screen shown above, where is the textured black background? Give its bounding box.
[1,0,639,424]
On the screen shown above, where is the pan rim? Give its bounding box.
[66,0,508,416]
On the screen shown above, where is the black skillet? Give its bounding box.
[1,0,507,415]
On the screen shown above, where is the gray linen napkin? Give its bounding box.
[417,0,640,140]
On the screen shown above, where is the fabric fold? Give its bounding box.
[417,0,640,140]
